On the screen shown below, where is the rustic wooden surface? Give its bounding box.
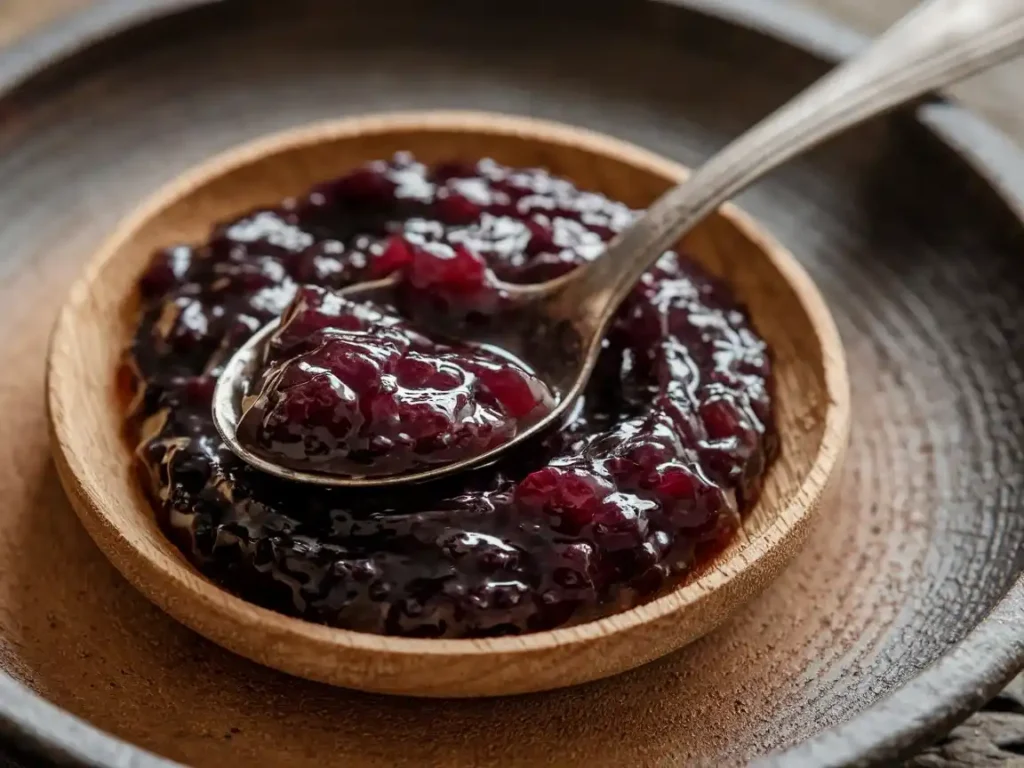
[18,0,1024,139]
[786,6,1024,764]
[0,0,81,47]
[1,0,1023,765]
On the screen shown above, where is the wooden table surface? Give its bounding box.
[2,1,1023,766]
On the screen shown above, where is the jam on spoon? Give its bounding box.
[235,284,555,478]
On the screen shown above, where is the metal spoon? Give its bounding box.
[214,0,1024,488]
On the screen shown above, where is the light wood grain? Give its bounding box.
[0,0,85,46]
[45,111,849,697]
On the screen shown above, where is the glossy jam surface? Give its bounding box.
[237,285,555,477]
[125,153,777,638]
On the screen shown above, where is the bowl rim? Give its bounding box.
[4,0,1023,765]
[48,109,848,659]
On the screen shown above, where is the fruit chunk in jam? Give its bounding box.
[236,284,555,477]
[125,152,777,638]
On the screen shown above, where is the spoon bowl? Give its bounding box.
[211,274,590,487]
[47,111,848,697]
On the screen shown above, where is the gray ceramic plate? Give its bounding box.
[0,1,1022,766]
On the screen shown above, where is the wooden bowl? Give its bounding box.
[46,111,848,697]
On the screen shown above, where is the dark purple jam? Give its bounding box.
[124,153,777,638]
[236,285,555,477]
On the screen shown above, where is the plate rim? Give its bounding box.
[0,0,1021,766]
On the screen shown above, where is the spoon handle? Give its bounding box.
[558,0,1024,326]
